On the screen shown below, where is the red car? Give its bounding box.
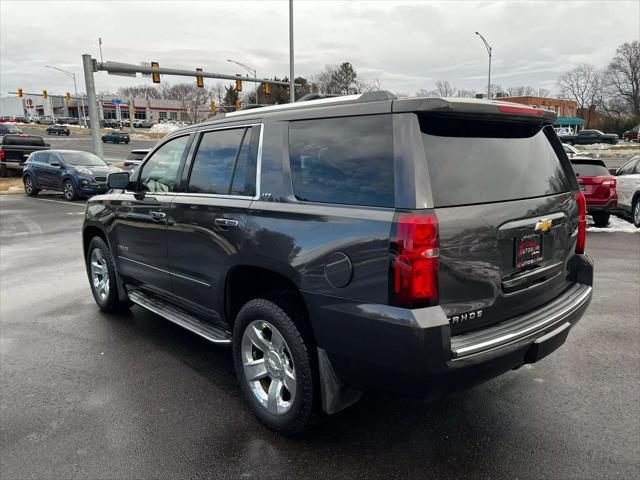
[622,124,639,142]
[571,158,617,227]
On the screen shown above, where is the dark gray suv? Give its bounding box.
[82,92,593,434]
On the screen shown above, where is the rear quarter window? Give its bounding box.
[419,115,571,207]
[288,115,394,208]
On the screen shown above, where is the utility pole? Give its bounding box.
[82,54,104,159]
[289,0,295,102]
[475,31,492,99]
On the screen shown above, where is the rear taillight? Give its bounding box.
[0,149,4,161]
[390,211,439,308]
[575,191,587,254]
[602,178,616,188]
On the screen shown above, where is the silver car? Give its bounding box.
[614,154,640,227]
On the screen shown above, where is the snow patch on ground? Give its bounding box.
[587,215,638,233]
[149,123,180,134]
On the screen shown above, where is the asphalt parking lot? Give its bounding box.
[18,126,159,163]
[0,194,639,479]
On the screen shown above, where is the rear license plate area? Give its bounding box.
[515,234,543,268]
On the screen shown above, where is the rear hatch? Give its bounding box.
[418,113,579,334]
[571,161,616,206]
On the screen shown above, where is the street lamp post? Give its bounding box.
[45,65,87,126]
[227,59,258,104]
[475,32,492,99]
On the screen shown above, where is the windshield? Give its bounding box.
[60,151,107,166]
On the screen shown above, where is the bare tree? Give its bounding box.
[313,62,364,95]
[434,80,457,97]
[604,40,640,115]
[558,63,602,126]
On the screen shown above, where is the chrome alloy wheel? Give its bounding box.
[64,181,74,200]
[90,248,110,302]
[241,320,297,416]
[24,177,33,194]
[634,201,640,226]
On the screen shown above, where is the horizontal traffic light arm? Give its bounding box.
[93,59,300,87]
[9,91,86,99]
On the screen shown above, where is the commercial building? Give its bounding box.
[1,94,210,123]
[506,96,584,132]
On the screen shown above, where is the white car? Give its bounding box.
[614,154,640,227]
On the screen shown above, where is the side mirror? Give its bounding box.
[609,168,618,175]
[108,171,131,189]
[50,161,62,167]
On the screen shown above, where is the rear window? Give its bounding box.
[1,135,46,146]
[288,115,394,207]
[419,116,571,207]
[571,163,609,177]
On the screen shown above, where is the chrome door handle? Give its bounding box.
[214,218,239,228]
[150,211,166,220]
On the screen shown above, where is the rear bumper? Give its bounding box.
[306,254,593,398]
[587,198,617,213]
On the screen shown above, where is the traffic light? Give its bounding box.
[42,90,48,100]
[262,83,270,94]
[235,78,242,92]
[17,88,23,97]
[151,61,160,83]
[210,101,217,113]
[196,68,204,88]
[235,99,241,110]
[65,92,71,102]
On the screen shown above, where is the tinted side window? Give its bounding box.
[288,115,394,207]
[231,126,259,196]
[33,151,51,163]
[187,128,245,194]
[420,116,570,207]
[138,135,189,193]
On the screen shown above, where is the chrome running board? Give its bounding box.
[128,289,231,344]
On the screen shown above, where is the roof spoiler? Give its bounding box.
[393,97,557,123]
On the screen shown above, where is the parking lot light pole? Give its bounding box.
[45,65,87,126]
[227,59,258,104]
[475,32,492,99]
[82,54,104,159]
[289,0,295,102]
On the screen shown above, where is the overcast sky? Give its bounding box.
[1,0,638,97]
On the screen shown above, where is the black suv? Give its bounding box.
[83,93,593,434]
[46,125,70,136]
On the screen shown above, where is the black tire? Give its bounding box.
[633,198,640,228]
[125,140,130,144]
[23,175,39,196]
[0,165,7,178]
[233,298,318,435]
[86,236,130,313]
[592,212,610,228]
[63,179,79,201]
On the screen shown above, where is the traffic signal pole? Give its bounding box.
[82,54,104,159]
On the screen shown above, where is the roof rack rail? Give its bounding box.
[358,90,397,102]
[296,93,340,102]
[224,90,397,118]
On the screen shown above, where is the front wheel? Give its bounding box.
[86,236,130,312]
[633,199,640,228]
[592,212,610,228]
[63,179,78,201]
[23,175,39,196]
[233,298,317,435]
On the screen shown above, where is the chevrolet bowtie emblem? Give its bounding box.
[535,219,553,232]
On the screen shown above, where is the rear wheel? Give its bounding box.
[592,212,610,228]
[86,236,130,312]
[233,298,317,435]
[23,175,39,196]
[0,165,7,178]
[63,179,78,201]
